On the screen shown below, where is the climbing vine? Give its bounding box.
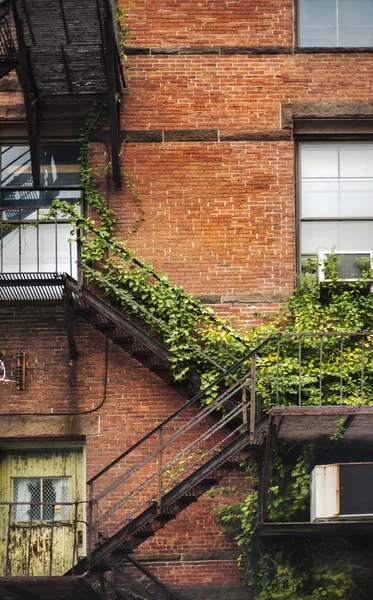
[217,446,354,599]
[48,104,373,406]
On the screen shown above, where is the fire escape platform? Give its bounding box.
[260,405,373,444]
[0,0,124,187]
[12,0,121,98]
[0,273,67,304]
[255,520,373,541]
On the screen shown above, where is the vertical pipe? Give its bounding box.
[361,335,365,404]
[242,383,247,429]
[250,353,257,442]
[5,504,12,576]
[36,208,40,272]
[276,335,280,405]
[72,502,78,573]
[298,337,302,406]
[157,427,163,512]
[55,215,58,272]
[18,209,21,273]
[49,506,55,576]
[27,515,33,576]
[319,336,323,406]
[340,336,344,405]
[87,485,93,570]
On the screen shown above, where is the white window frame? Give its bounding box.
[298,141,373,272]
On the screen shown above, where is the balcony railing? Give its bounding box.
[0,207,78,278]
[0,500,88,577]
[0,2,17,63]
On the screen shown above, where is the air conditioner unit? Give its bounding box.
[311,463,373,522]
[317,251,373,282]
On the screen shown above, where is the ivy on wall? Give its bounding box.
[217,446,354,599]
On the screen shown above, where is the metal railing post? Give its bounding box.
[157,426,163,512]
[87,484,94,570]
[250,352,257,441]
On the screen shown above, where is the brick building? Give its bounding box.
[1,1,373,599]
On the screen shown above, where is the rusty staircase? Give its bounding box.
[69,343,261,576]
[64,270,249,399]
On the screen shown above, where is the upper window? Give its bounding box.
[0,144,80,276]
[299,143,373,265]
[299,0,373,47]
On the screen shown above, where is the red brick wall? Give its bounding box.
[1,0,373,595]
[124,0,293,47]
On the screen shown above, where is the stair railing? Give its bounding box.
[80,263,247,366]
[80,263,245,378]
[86,339,272,554]
[85,331,373,559]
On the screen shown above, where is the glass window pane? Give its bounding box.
[339,145,373,177]
[301,145,339,178]
[301,221,373,254]
[340,180,373,216]
[301,180,340,217]
[43,478,70,521]
[299,0,336,46]
[339,0,373,46]
[14,478,41,521]
[1,144,81,208]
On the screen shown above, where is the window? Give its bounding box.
[0,144,81,276]
[13,477,70,522]
[298,0,373,47]
[299,143,373,266]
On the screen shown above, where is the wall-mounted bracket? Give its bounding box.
[16,350,26,390]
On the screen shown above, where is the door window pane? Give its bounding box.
[13,477,70,522]
[14,478,41,521]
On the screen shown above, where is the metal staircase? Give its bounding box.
[65,345,263,578]
[64,272,249,395]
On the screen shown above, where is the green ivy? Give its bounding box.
[217,446,354,599]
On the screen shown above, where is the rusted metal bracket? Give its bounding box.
[258,421,277,524]
[16,350,26,390]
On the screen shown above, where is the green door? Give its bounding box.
[0,446,85,576]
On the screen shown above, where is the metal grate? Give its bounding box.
[0,3,17,62]
[43,478,70,521]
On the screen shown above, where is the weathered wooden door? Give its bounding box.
[0,446,85,576]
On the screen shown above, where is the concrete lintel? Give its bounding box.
[0,415,99,438]
[281,102,373,130]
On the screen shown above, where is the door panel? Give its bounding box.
[0,447,85,576]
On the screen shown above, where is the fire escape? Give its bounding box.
[1,2,373,599]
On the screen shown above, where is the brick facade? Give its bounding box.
[1,0,373,597]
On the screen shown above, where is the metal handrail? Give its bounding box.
[87,339,269,486]
[81,263,244,373]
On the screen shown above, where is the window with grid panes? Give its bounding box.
[299,143,373,268]
[13,477,70,522]
[298,0,373,47]
[0,145,80,276]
